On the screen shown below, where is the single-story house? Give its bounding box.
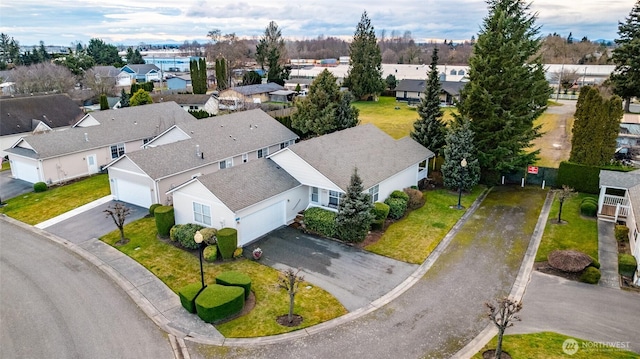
[218,82,285,105]
[598,169,640,284]
[150,93,218,116]
[118,64,161,86]
[1,94,84,157]
[395,79,466,106]
[169,124,434,246]
[5,102,194,184]
[166,75,192,91]
[104,109,299,208]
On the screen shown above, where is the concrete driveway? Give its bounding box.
[0,169,33,201]
[248,226,419,312]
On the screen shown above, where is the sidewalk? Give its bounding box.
[597,220,620,289]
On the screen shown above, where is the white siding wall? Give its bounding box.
[378,165,419,201]
[146,127,190,147]
[236,185,307,226]
[269,149,341,191]
[172,182,235,228]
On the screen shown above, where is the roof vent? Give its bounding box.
[84,133,89,142]
[196,144,200,157]
[134,121,137,125]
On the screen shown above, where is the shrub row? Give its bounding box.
[304,207,337,237]
[619,254,637,278]
[615,225,630,243]
[556,162,601,194]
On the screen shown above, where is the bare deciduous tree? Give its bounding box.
[11,63,76,95]
[278,268,304,324]
[554,185,576,223]
[104,202,131,244]
[486,297,523,359]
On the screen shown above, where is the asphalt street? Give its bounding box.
[0,219,174,359]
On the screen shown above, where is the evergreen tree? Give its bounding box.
[347,11,385,100]
[242,70,262,85]
[126,48,145,64]
[99,94,109,110]
[215,58,228,90]
[442,117,481,192]
[255,21,290,85]
[334,91,360,131]
[336,168,374,243]
[0,33,20,69]
[120,88,130,107]
[610,1,640,113]
[87,38,123,67]
[129,89,153,106]
[411,47,447,159]
[189,58,207,94]
[458,0,551,183]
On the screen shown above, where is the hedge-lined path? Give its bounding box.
[186,186,550,359]
[598,220,620,288]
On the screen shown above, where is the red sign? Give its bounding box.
[527,166,539,174]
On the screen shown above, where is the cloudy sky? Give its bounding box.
[0,0,635,46]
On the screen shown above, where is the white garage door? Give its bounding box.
[239,201,286,246]
[113,178,152,208]
[11,157,40,183]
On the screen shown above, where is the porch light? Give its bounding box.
[456,158,468,210]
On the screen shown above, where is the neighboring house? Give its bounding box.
[105,109,299,208]
[1,94,84,157]
[5,102,194,184]
[82,97,121,111]
[169,124,434,246]
[118,64,161,86]
[618,122,640,159]
[166,75,192,91]
[150,93,218,116]
[395,79,466,106]
[219,82,285,105]
[269,90,296,103]
[598,169,640,284]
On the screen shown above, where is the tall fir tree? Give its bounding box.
[458,0,551,183]
[215,58,228,90]
[190,58,207,94]
[336,168,374,243]
[610,1,640,113]
[99,93,109,110]
[256,21,289,85]
[347,11,385,100]
[119,88,130,108]
[442,117,481,192]
[411,47,446,159]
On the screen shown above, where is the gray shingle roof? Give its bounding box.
[122,64,160,74]
[124,109,299,179]
[1,94,84,136]
[395,79,466,95]
[600,169,640,188]
[285,124,433,190]
[5,102,194,158]
[226,82,284,96]
[150,94,212,105]
[196,158,300,212]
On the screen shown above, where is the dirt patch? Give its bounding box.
[482,350,512,359]
[276,314,303,327]
[534,261,582,282]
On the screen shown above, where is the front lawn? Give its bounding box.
[473,332,638,359]
[366,186,485,264]
[1,161,9,172]
[100,217,347,338]
[0,174,111,225]
[536,193,599,262]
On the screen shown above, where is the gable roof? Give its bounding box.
[121,64,160,74]
[225,82,285,96]
[5,102,194,159]
[395,79,466,95]
[92,65,120,77]
[600,169,640,189]
[282,124,433,190]
[195,158,300,212]
[0,94,83,136]
[120,109,299,179]
[150,94,212,105]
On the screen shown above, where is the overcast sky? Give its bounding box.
[0,1,635,46]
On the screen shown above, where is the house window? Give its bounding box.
[369,184,379,203]
[193,202,211,226]
[110,143,125,159]
[311,187,319,203]
[280,140,291,149]
[450,69,457,75]
[143,137,153,144]
[219,158,232,169]
[242,153,248,163]
[329,190,343,208]
[258,147,269,158]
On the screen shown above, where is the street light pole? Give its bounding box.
[194,230,205,289]
[457,158,468,210]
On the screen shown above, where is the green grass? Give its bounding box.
[536,193,599,262]
[101,217,347,338]
[353,96,456,139]
[472,332,639,359]
[365,186,485,264]
[0,174,111,225]
[1,161,10,172]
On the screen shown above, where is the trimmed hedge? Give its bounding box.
[154,206,175,237]
[385,197,408,220]
[216,271,252,299]
[195,284,245,323]
[619,254,637,277]
[203,245,218,262]
[389,190,410,202]
[170,223,205,250]
[178,282,204,313]
[370,202,390,230]
[149,203,162,216]
[217,228,238,260]
[304,207,337,237]
[556,162,601,194]
[33,182,47,192]
[589,256,601,269]
[580,202,597,217]
[615,225,630,243]
[579,267,601,284]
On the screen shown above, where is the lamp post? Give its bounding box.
[194,230,206,289]
[456,158,468,210]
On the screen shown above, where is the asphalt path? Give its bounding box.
[0,218,174,359]
[0,169,32,201]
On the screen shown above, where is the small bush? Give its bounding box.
[200,227,217,245]
[403,187,425,210]
[171,223,206,249]
[370,202,390,230]
[579,267,601,284]
[149,203,162,216]
[33,182,47,192]
[619,254,637,277]
[580,201,597,217]
[216,271,252,299]
[233,248,243,258]
[178,282,204,313]
[615,225,630,243]
[385,197,408,220]
[389,190,410,202]
[304,207,337,237]
[154,206,175,237]
[195,284,245,323]
[203,245,218,262]
[589,256,600,269]
[581,197,597,205]
[170,224,183,242]
[217,228,238,260]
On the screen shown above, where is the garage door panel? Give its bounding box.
[239,201,285,246]
[114,179,152,208]
[11,158,40,183]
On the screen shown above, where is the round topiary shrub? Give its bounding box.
[149,203,162,216]
[589,256,600,269]
[178,282,204,313]
[203,245,218,262]
[580,201,597,217]
[154,206,175,238]
[216,271,252,299]
[385,197,408,220]
[389,190,410,202]
[33,182,47,192]
[370,202,390,230]
[195,284,245,323]
[217,228,238,260]
[581,197,597,205]
[579,267,601,284]
[619,254,637,277]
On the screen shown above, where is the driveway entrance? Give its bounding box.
[248,226,418,311]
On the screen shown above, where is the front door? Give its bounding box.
[87,154,98,174]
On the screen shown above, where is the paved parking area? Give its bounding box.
[247,226,419,311]
[0,170,32,201]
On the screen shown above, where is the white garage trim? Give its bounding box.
[111,177,152,208]
[238,200,286,246]
[10,156,41,183]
